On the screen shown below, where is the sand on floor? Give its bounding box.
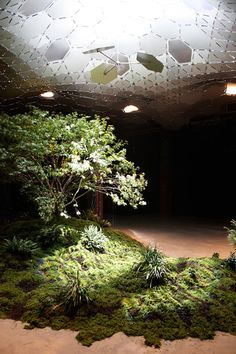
[117,227,234,258]
[0,319,236,354]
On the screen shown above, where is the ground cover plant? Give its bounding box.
[0,217,236,348]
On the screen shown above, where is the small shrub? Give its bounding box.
[136,246,168,287]
[225,219,236,249]
[212,252,220,259]
[80,225,108,253]
[37,225,59,247]
[225,252,236,272]
[176,260,187,272]
[81,209,111,227]
[187,268,198,282]
[37,224,79,248]
[60,267,90,316]
[3,236,39,258]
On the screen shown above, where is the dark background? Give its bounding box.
[108,116,236,220]
[0,115,236,221]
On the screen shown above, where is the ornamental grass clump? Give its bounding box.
[224,220,236,272]
[225,252,236,272]
[136,246,169,287]
[225,219,236,249]
[3,236,39,258]
[60,267,90,316]
[80,225,108,253]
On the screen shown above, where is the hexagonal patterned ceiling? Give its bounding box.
[0,0,236,130]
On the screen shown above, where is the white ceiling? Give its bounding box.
[0,0,236,129]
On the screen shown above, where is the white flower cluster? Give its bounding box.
[114,172,147,208]
[60,211,71,219]
[69,157,92,173]
[90,150,107,166]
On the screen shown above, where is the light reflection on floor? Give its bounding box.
[111,215,234,258]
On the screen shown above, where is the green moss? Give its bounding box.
[0,217,236,348]
[0,219,45,240]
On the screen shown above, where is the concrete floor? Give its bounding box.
[112,215,234,258]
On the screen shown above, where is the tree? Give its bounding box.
[0,108,147,221]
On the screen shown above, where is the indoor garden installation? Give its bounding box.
[0,109,235,348]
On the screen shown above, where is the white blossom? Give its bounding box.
[60,211,70,219]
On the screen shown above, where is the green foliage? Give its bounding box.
[81,209,111,227]
[38,224,79,248]
[59,266,90,316]
[0,108,147,221]
[37,225,60,248]
[3,236,39,258]
[136,246,169,287]
[225,252,236,272]
[0,217,95,251]
[80,225,108,253]
[226,219,236,249]
[212,252,220,259]
[188,268,197,281]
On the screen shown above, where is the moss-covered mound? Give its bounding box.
[0,218,236,348]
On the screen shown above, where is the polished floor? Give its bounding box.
[111,215,234,258]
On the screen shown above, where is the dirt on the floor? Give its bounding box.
[0,319,236,354]
[117,226,234,258]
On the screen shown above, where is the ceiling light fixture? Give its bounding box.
[225,83,236,95]
[40,91,55,98]
[123,105,139,113]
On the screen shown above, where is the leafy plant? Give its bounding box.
[37,224,79,248]
[3,236,39,258]
[225,252,236,272]
[80,225,108,253]
[212,252,220,259]
[136,246,168,287]
[60,267,90,316]
[0,108,147,221]
[225,219,236,249]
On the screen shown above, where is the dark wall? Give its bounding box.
[172,119,236,219]
[0,183,33,218]
[112,118,236,220]
[127,133,160,214]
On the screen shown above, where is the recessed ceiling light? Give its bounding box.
[123,105,139,113]
[225,83,236,95]
[40,91,55,98]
